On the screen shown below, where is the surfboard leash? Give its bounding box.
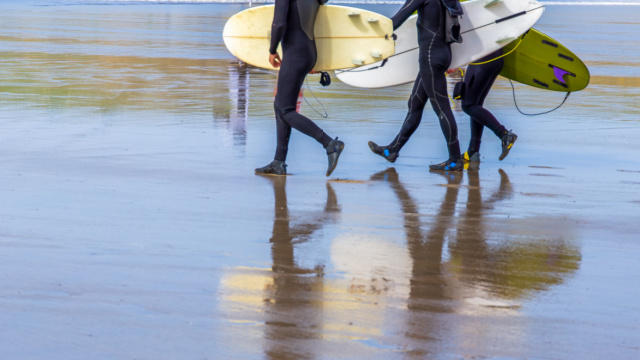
[469,38,523,66]
[509,79,571,116]
[303,77,329,118]
[333,47,419,75]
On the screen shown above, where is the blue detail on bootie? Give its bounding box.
[384,149,390,156]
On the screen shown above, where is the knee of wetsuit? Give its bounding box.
[274,103,285,122]
[460,101,474,115]
[407,96,426,112]
[274,102,289,119]
[275,103,297,119]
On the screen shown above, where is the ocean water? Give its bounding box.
[30,0,640,3]
[1,0,638,131]
[4,0,640,4]
[51,0,640,4]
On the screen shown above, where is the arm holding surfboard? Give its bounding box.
[223,5,394,71]
[368,0,466,172]
[269,0,288,56]
[269,53,282,68]
[268,0,289,68]
[391,0,422,30]
[255,0,345,177]
[336,0,546,88]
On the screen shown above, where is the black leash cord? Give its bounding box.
[510,79,571,116]
[303,77,328,118]
[334,47,418,75]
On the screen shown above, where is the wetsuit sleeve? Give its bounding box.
[391,0,424,31]
[270,0,289,55]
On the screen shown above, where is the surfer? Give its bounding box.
[368,0,465,171]
[457,49,518,162]
[255,0,344,176]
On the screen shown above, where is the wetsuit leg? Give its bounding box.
[462,51,507,153]
[275,57,330,146]
[274,110,292,162]
[419,36,460,160]
[272,2,331,162]
[388,73,429,153]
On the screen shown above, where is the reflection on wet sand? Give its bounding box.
[213,60,248,147]
[369,167,581,351]
[0,52,230,112]
[266,175,339,275]
[589,75,640,87]
[372,167,581,300]
[369,168,459,315]
[221,169,582,355]
[451,169,581,300]
[264,176,341,360]
[222,176,340,359]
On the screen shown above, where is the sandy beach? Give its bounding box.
[0,1,639,359]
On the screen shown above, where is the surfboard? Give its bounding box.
[500,28,589,92]
[335,0,545,88]
[223,5,394,72]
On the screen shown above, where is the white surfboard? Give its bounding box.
[335,0,545,88]
[223,5,394,72]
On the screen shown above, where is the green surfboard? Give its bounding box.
[500,28,590,92]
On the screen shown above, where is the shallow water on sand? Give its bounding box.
[0,2,639,359]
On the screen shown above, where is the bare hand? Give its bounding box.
[269,53,282,68]
[309,69,318,74]
[446,68,459,75]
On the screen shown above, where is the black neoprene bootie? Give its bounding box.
[462,151,481,162]
[255,160,287,175]
[368,141,399,163]
[325,137,344,177]
[499,131,517,161]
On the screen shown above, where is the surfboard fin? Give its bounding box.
[348,12,360,17]
[367,18,379,23]
[549,65,575,83]
[370,50,382,58]
[352,58,364,66]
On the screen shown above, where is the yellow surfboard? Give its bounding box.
[222,5,394,72]
[500,28,590,92]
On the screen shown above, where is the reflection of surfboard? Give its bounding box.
[336,0,545,88]
[500,28,589,92]
[223,5,394,71]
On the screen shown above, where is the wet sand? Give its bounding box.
[1,1,639,359]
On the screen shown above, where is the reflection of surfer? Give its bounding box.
[450,169,580,299]
[369,167,513,306]
[449,168,512,285]
[228,60,248,146]
[454,50,518,162]
[260,175,340,359]
[374,166,578,302]
[212,59,248,147]
[256,0,344,176]
[368,0,465,171]
[265,176,340,273]
[370,167,461,314]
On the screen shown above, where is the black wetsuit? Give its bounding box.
[270,0,331,162]
[386,0,461,161]
[461,49,508,154]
